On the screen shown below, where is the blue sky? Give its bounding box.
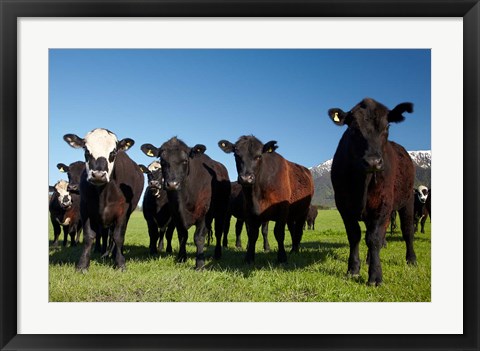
[49,49,430,186]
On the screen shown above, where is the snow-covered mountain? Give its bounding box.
[309,150,431,207]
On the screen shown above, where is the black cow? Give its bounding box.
[223,181,270,251]
[139,161,175,254]
[63,128,144,271]
[49,180,82,247]
[413,185,429,233]
[141,137,231,269]
[304,205,318,230]
[328,98,417,286]
[219,136,314,264]
[56,161,85,186]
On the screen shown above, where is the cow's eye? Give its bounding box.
[182,159,188,165]
[109,150,117,162]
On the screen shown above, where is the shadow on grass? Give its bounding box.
[49,239,348,279]
[203,240,348,278]
[385,234,431,244]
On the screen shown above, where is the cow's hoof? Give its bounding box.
[407,258,417,266]
[367,280,382,287]
[76,267,88,274]
[117,265,127,272]
[166,247,173,254]
[195,260,205,270]
[214,247,222,260]
[244,255,255,264]
[347,272,361,280]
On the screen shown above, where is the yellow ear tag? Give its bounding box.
[147,150,154,157]
[126,142,131,148]
[333,112,340,122]
[221,143,226,147]
[59,167,64,172]
[267,148,273,153]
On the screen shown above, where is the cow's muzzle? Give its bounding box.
[165,181,180,191]
[239,174,255,185]
[364,157,384,173]
[88,170,108,185]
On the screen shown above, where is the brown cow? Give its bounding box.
[219,136,314,263]
[328,98,417,286]
[304,204,318,230]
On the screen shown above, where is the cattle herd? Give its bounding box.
[49,98,431,285]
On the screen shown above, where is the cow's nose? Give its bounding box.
[89,170,108,184]
[365,157,383,171]
[166,181,179,191]
[149,180,161,188]
[239,174,255,184]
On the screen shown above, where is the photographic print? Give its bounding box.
[48,48,431,302]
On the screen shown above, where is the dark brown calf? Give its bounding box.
[304,205,318,230]
[141,137,231,269]
[219,136,314,264]
[329,98,417,286]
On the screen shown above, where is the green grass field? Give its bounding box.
[49,210,431,302]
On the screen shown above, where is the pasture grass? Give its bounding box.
[49,210,431,302]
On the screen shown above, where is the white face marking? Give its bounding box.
[148,161,161,172]
[84,129,118,182]
[417,185,429,203]
[54,180,71,206]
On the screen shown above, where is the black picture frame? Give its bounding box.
[1,1,478,350]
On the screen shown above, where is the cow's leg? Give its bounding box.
[147,220,160,254]
[177,226,188,263]
[222,214,232,248]
[365,219,386,286]
[213,215,223,260]
[290,220,304,253]
[398,206,417,265]
[112,221,127,270]
[245,219,260,264]
[235,219,244,248]
[101,227,109,255]
[68,226,76,247]
[94,229,102,253]
[193,220,207,269]
[261,221,270,252]
[274,221,287,263]
[420,214,427,234]
[51,217,61,247]
[77,218,96,272]
[62,226,69,247]
[343,218,362,277]
[165,221,175,253]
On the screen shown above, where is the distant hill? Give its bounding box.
[309,150,431,208]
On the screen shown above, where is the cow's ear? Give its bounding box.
[139,164,150,174]
[118,138,135,151]
[388,102,413,123]
[328,108,349,126]
[262,140,278,154]
[67,184,79,194]
[190,144,206,157]
[218,140,235,153]
[63,134,85,149]
[49,185,55,193]
[141,144,159,157]
[56,163,69,173]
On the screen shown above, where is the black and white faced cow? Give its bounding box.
[328,98,417,286]
[139,161,175,254]
[218,136,314,264]
[49,180,82,247]
[141,137,231,269]
[63,128,144,271]
[414,185,429,233]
